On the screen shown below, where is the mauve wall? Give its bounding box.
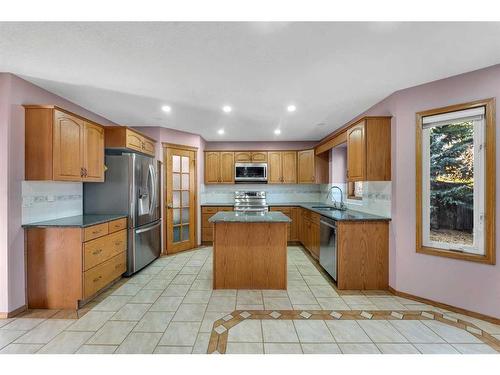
[0,73,117,314]
[135,127,206,246]
[205,141,316,150]
[355,64,500,318]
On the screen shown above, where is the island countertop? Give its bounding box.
[22,214,128,228]
[208,211,291,223]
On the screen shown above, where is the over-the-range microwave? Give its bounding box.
[234,163,267,183]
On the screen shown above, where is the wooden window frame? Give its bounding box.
[415,98,496,265]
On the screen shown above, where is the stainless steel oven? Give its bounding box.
[234,163,267,183]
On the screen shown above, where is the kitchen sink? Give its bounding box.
[311,206,346,211]
[311,206,337,211]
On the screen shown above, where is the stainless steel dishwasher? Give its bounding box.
[319,217,337,281]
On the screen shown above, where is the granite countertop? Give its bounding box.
[202,202,390,222]
[22,214,128,228]
[208,211,291,223]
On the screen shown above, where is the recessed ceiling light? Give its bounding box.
[287,104,296,112]
[161,105,171,113]
[274,129,281,135]
[222,105,232,113]
[218,129,225,135]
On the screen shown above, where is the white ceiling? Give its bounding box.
[1,22,500,141]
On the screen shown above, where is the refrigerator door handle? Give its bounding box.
[148,164,156,217]
[136,220,161,234]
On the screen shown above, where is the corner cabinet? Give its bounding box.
[25,106,105,182]
[297,149,329,184]
[104,127,157,157]
[204,151,234,184]
[346,117,391,182]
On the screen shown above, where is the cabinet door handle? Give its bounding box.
[93,276,102,283]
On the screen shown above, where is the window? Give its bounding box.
[416,99,495,264]
[348,181,363,200]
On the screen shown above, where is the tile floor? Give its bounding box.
[0,246,499,354]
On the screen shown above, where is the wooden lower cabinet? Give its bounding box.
[201,206,233,243]
[26,218,127,310]
[292,206,389,290]
[337,221,389,290]
[270,206,299,242]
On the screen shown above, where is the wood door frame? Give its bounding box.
[162,143,198,255]
[415,98,496,264]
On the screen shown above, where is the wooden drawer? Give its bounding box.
[83,223,109,242]
[310,212,321,223]
[83,230,127,271]
[202,206,218,214]
[83,252,126,299]
[108,218,127,233]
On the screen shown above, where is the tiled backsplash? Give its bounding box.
[22,181,83,224]
[201,184,321,204]
[320,181,391,217]
[202,182,391,217]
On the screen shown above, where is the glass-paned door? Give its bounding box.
[165,147,197,254]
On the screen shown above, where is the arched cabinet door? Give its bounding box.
[346,121,366,182]
[83,122,105,182]
[53,110,84,181]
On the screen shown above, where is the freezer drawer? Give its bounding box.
[127,220,161,275]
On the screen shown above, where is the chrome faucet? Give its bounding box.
[326,185,346,211]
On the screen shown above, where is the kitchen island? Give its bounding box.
[209,211,291,290]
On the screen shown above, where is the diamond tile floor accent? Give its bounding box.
[1,246,499,354]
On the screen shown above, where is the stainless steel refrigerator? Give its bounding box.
[84,153,161,276]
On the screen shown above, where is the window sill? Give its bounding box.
[416,245,495,265]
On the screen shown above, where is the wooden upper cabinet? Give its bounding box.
[104,127,156,157]
[83,122,105,182]
[25,106,105,182]
[281,151,297,183]
[346,121,366,181]
[235,152,252,162]
[125,129,144,152]
[53,110,85,181]
[268,151,297,184]
[204,151,234,184]
[251,152,267,162]
[297,149,329,184]
[268,152,283,183]
[205,152,221,184]
[235,151,267,162]
[346,117,391,182]
[220,152,235,183]
[297,149,315,183]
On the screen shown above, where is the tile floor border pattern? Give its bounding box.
[207,309,500,354]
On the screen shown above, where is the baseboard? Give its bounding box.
[388,286,500,325]
[0,304,27,319]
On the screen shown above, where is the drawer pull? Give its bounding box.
[92,249,103,255]
[114,241,122,246]
[115,263,124,269]
[93,276,102,283]
[92,229,101,235]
